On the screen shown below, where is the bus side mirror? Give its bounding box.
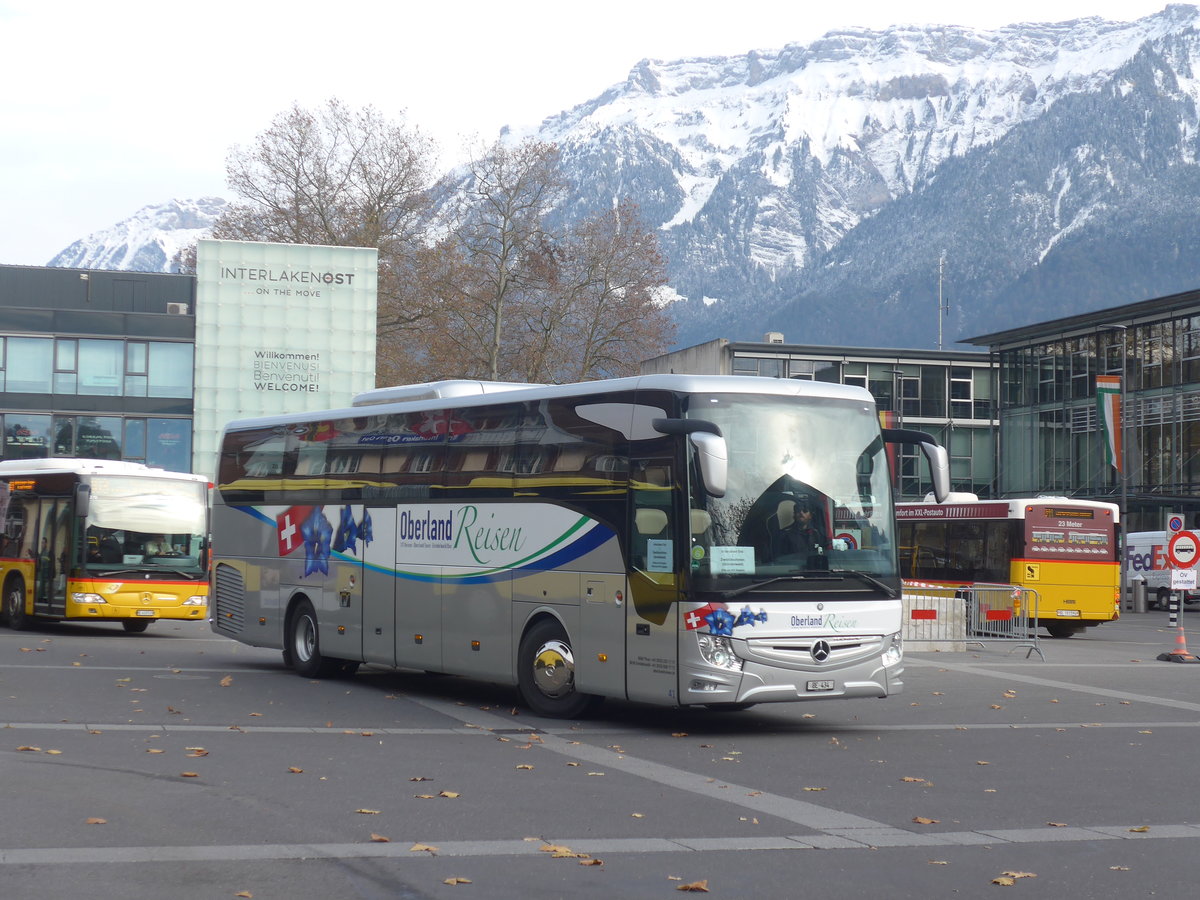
[74,484,90,518]
[652,418,727,498]
[689,432,727,498]
[882,428,950,503]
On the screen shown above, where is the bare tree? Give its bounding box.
[435,139,568,380]
[214,99,438,379]
[523,199,674,382]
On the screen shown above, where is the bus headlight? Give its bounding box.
[71,592,106,605]
[183,596,207,606]
[882,632,903,667]
[696,634,744,671]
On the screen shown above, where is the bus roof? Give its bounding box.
[896,496,1120,523]
[0,458,208,483]
[220,373,876,434]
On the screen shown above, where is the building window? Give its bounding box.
[148,343,194,398]
[147,419,191,471]
[732,357,759,375]
[125,342,148,397]
[6,337,52,393]
[3,414,52,458]
[54,339,78,394]
[78,339,123,396]
[950,367,973,419]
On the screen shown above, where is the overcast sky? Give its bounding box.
[0,0,1177,266]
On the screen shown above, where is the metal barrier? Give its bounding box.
[902,584,967,651]
[964,583,1043,660]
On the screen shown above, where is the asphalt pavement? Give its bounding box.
[3,611,1200,899]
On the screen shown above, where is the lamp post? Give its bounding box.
[1099,324,1129,606]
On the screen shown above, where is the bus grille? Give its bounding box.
[213,564,246,637]
[742,634,882,670]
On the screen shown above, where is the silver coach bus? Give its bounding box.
[209,374,948,717]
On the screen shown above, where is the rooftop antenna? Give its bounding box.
[937,252,950,351]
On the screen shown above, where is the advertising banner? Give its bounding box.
[193,239,378,478]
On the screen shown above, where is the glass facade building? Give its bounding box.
[0,265,196,470]
[968,289,1200,532]
[641,337,998,501]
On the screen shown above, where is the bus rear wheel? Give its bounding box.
[518,619,598,718]
[4,578,29,630]
[287,599,358,678]
[121,620,151,633]
[1046,623,1083,638]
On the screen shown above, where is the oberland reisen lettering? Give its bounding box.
[220,267,355,285]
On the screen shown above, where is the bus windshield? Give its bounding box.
[83,475,207,572]
[687,393,897,594]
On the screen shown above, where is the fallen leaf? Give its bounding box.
[16,746,41,752]
[677,881,710,893]
[901,776,926,783]
[803,787,826,792]
[410,843,438,852]
[370,833,390,843]
[992,877,1016,886]
[220,676,233,687]
[45,749,62,755]
[631,813,645,818]
[566,762,580,767]
[85,817,107,825]
[414,794,436,799]
[1048,821,1067,827]
[438,791,460,799]
[928,860,948,865]
[1110,866,1131,871]
[355,809,381,815]
[671,732,688,738]
[587,772,605,776]
[580,858,604,866]
[235,893,253,899]
[442,877,471,885]
[1001,871,1037,879]
[409,776,431,782]
[515,765,534,770]
[976,761,990,766]
[1129,826,1151,833]
[187,750,209,758]
[912,816,939,825]
[540,844,574,854]
[288,767,303,773]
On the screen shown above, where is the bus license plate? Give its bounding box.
[806,680,835,692]
[1057,610,1080,618]
[136,609,156,616]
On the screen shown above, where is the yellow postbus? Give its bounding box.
[896,495,1120,638]
[0,459,209,633]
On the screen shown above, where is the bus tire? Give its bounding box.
[4,577,29,630]
[517,618,598,719]
[703,702,757,711]
[121,620,152,633]
[287,599,343,679]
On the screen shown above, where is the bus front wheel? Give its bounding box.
[518,619,598,718]
[122,620,151,633]
[286,600,354,678]
[4,578,28,630]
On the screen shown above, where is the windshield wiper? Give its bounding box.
[720,576,816,599]
[833,570,899,598]
[719,571,898,600]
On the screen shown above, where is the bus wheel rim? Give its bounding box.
[532,640,575,698]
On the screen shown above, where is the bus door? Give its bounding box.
[361,505,442,671]
[33,497,71,616]
[625,453,682,706]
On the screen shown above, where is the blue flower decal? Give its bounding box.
[358,509,373,546]
[301,507,333,577]
[705,608,737,636]
[333,504,359,554]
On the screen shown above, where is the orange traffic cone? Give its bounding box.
[1157,626,1200,663]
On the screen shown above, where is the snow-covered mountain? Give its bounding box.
[47,197,227,272]
[46,5,1200,349]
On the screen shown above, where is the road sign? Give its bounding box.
[1173,567,1198,590]
[1167,530,1200,568]
[1167,514,1185,533]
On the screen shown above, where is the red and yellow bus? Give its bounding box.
[896,495,1120,637]
[0,459,209,633]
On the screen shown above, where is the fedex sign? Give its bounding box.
[1126,541,1168,572]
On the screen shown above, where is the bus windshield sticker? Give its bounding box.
[710,546,754,575]
[647,539,673,572]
